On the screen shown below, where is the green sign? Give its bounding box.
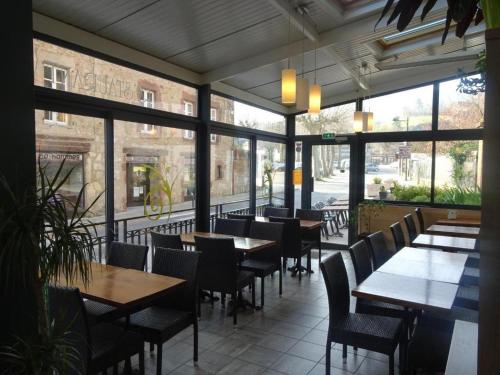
[322,132,336,140]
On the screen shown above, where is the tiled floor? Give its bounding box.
[124,250,401,374]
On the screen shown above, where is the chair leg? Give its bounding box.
[307,251,311,274]
[318,240,322,263]
[210,290,214,307]
[389,354,395,375]
[251,280,256,308]
[260,277,265,308]
[156,343,163,375]
[325,340,332,375]
[232,292,238,326]
[279,268,282,296]
[298,257,302,281]
[197,290,201,318]
[139,347,145,375]
[125,358,132,374]
[342,344,347,362]
[221,293,226,307]
[194,320,199,362]
[283,257,287,273]
[149,342,154,353]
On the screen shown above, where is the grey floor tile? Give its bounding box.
[270,353,317,375]
[319,347,365,374]
[307,363,352,375]
[257,333,299,352]
[301,329,328,346]
[186,350,234,373]
[238,345,284,368]
[356,357,392,375]
[216,358,266,374]
[287,341,325,362]
[212,336,254,357]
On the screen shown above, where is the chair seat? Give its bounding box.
[126,306,193,342]
[237,270,255,288]
[89,323,144,372]
[357,299,408,319]
[330,313,402,354]
[240,259,277,276]
[85,300,121,325]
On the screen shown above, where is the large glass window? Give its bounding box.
[294,141,303,210]
[34,39,197,117]
[210,135,251,213]
[210,94,286,135]
[363,85,433,132]
[438,76,485,130]
[365,142,432,202]
[296,102,356,135]
[256,141,286,208]
[434,140,482,205]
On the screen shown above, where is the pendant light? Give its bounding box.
[365,65,374,131]
[281,1,296,104]
[308,44,321,114]
[353,111,364,133]
[296,11,309,111]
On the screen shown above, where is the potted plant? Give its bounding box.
[0,159,102,374]
[367,176,383,197]
[379,185,388,200]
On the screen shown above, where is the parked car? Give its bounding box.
[365,163,380,172]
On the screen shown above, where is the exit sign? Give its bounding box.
[322,132,336,140]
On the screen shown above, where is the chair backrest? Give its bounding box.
[214,218,247,237]
[366,231,392,269]
[268,216,301,258]
[248,221,284,263]
[151,231,183,252]
[107,241,148,270]
[152,247,199,311]
[404,214,418,242]
[415,208,425,233]
[390,222,406,252]
[195,236,238,293]
[227,213,255,236]
[263,207,291,218]
[295,209,323,221]
[349,240,373,285]
[320,252,350,320]
[48,286,89,374]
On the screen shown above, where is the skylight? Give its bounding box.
[383,18,447,42]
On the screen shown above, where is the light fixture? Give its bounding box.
[365,112,374,131]
[296,77,309,111]
[281,0,296,105]
[354,111,364,133]
[308,42,321,114]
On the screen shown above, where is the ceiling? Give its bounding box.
[32,0,485,113]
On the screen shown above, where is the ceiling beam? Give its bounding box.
[343,0,391,21]
[375,51,481,70]
[323,46,369,90]
[314,0,344,22]
[267,0,320,42]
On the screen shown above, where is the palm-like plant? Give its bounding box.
[0,159,102,374]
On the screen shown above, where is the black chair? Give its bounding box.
[151,231,183,255]
[85,242,148,325]
[227,213,255,236]
[296,209,324,262]
[125,248,199,375]
[390,222,406,252]
[48,285,145,375]
[320,253,404,375]
[214,218,247,237]
[195,236,255,325]
[366,231,393,269]
[415,208,425,233]
[263,207,291,218]
[239,221,284,308]
[269,216,312,281]
[403,214,418,242]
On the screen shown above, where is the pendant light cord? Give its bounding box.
[287,0,291,70]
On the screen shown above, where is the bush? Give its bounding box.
[373,176,382,184]
[392,183,431,202]
[434,186,481,205]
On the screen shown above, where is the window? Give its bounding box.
[210,108,218,121]
[294,141,302,210]
[34,39,197,117]
[210,134,218,143]
[362,85,433,132]
[140,89,156,134]
[183,130,194,139]
[365,142,432,202]
[216,165,223,180]
[434,140,482,205]
[296,103,356,135]
[43,64,68,124]
[183,152,196,199]
[257,141,286,208]
[184,101,194,116]
[438,76,485,130]
[210,94,286,135]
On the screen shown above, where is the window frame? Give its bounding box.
[139,88,157,134]
[43,63,68,125]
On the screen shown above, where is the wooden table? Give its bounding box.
[352,272,459,312]
[413,234,477,252]
[445,320,478,375]
[63,262,186,308]
[254,216,322,230]
[377,247,467,284]
[322,205,349,211]
[427,224,480,238]
[180,231,276,253]
[436,218,481,228]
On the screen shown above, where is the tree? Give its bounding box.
[448,141,479,188]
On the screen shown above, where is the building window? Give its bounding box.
[140,89,156,134]
[210,134,218,143]
[184,101,194,117]
[210,108,218,121]
[183,130,194,139]
[43,64,68,124]
[216,164,224,180]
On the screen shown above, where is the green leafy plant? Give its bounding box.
[435,186,482,205]
[392,183,431,202]
[351,200,386,235]
[458,51,486,95]
[142,164,179,222]
[379,185,386,192]
[448,141,479,188]
[0,159,101,374]
[262,162,275,205]
[373,176,382,184]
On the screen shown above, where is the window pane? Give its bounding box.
[34,39,197,117]
[365,142,432,202]
[294,141,302,210]
[35,110,105,217]
[296,103,356,135]
[363,86,433,132]
[210,135,250,214]
[256,141,286,209]
[210,94,286,135]
[434,140,482,205]
[438,76,485,130]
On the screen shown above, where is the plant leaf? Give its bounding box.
[456,3,477,38]
[442,8,454,44]
[397,0,425,31]
[421,0,439,21]
[375,0,396,29]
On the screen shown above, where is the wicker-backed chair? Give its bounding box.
[85,241,148,325]
[151,231,183,255]
[295,209,325,261]
[269,216,312,281]
[49,286,145,375]
[226,213,255,236]
[263,207,291,218]
[319,253,404,375]
[404,214,418,242]
[239,221,284,308]
[124,248,199,375]
[366,231,393,269]
[415,208,425,233]
[390,222,406,252]
[214,218,247,237]
[195,236,255,325]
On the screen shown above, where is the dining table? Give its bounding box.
[254,216,322,231]
[180,231,276,253]
[412,233,477,253]
[435,218,481,228]
[445,320,478,375]
[426,224,480,238]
